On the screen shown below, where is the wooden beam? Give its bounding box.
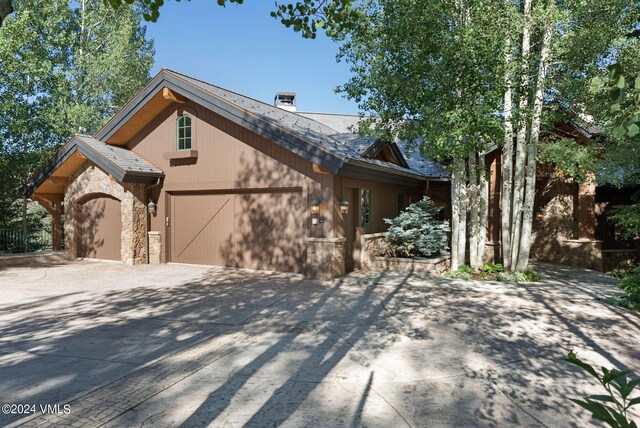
[32,193,64,203]
[312,163,331,175]
[48,176,68,184]
[162,87,186,104]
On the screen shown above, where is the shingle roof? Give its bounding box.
[298,112,450,179]
[76,135,163,176]
[167,70,449,180]
[21,135,163,197]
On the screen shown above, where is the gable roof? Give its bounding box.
[298,112,451,179]
[95,69,447,183]
[21,135,163,197]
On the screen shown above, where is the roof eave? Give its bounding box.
[340,159,430,186]
[95,70,346,174]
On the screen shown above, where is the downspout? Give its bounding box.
[145,178,163,264]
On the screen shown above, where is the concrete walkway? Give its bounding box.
[0,261,638,427]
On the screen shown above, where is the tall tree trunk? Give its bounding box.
[450,156,462,270]
[501,42,515,272]
[516,19,553,271]
[457,157,468,267]
[477,152,488,267]
[469,152,479,269]
[510,0,532,270]
[450,156,468,269]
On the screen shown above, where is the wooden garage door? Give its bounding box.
[77,196,121,261]
[170,191,305,272]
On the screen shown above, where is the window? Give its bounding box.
[398,193,406,213]
[360,188,372,227]
[176,114,192,150]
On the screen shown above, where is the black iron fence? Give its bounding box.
[0,229,55,254]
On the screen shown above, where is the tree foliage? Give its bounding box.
[384,197,450,258]
[103,0,360,38]
[0,0,154,228]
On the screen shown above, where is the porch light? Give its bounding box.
[339,200,350,214]
[147,200,157,216]
[310,196,321,215]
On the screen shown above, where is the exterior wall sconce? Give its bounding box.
[310,196,321,215]
[310,195,324,225]
[147,200,157,216]
[339,200,350,214]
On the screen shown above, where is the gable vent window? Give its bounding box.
[176,114,192,150]
[360,188,372,227]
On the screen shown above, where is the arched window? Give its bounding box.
[176,114,192,150]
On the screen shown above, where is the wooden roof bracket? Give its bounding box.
[162,87,186,104]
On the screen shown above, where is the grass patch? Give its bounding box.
[601,296,640,312]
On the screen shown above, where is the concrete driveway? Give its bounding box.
[0,260,638,427]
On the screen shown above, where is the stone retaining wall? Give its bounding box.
[360,232,450,275]
[370,255,450,275]
[360,233,388,271]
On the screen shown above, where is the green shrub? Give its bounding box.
[609,203,640,240]
[618,266,640,303]
[496,269,540,282]
[483,263,504,274]
[443,264,474,279]
[384,196,450,258]
[565,350,640,428]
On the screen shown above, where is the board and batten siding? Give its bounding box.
[127,100,334,264]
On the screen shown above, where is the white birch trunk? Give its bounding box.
[457,157,468,267]
[501,44,515,272]
[468,152,479,269]
[516,20,553,272]
[450,158,461,270]
[477,152,488,267]
[510,0,532,270]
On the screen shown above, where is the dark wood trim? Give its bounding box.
[163,150,198,160]
[166,186,303,196]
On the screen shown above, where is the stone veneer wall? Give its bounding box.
[306,237,346,280]
[361,232,450,274]
[64,163,147,265]
[148,231,161,264]
[360,233,388,271]
[370,255,450,275]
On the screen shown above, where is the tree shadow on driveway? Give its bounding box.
[0,263,638,427]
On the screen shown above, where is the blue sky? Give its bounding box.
[145,1,359,114]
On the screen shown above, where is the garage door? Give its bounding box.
[170,190,305,272]
[77,195,122,261]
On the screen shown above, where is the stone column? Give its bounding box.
[306,237,346,280]
[148,231,161,264]
[578,175,596,240]
[63,199,77,258]
[52,205,63,251]
[121,184,148,265]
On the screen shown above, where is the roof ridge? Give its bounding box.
[163,69,287,114]
[162,69,355,140]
